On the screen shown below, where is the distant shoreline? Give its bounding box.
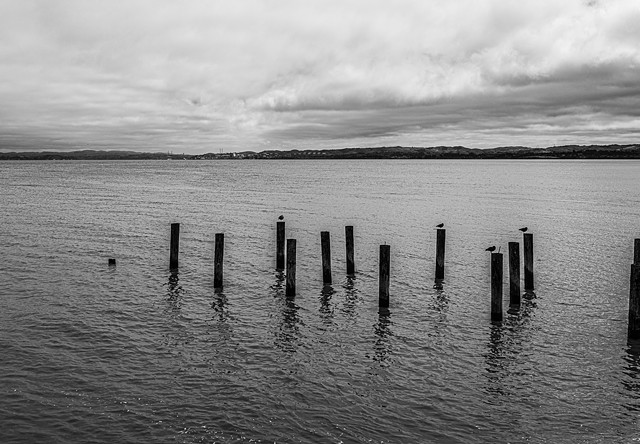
[1,144,639,160]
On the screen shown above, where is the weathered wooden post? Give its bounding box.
[214,233,224,289]
[345,225,355,275]
[286,239,296,297]
[435,228,446,281]
[321,231,332,285]
[509,242,520,309]
[276,221,285,270]
[108,258,116,266]
[379,245,390,308]
[491,252,503,322]
[629,239,640,339]
[523,232,534,291]
[629,264,640,339]
[170,223,180,270]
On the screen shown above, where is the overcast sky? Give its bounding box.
[1,0,639,153]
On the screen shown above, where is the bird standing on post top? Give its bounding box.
[278,215,284,220]
[519,227,528,232]
[486,246,496,252]
[436,223,444,228]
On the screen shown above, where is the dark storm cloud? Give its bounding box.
[1,0,638,152]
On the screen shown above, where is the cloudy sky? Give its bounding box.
[1,0,639,153]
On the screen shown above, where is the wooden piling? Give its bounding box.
[379,245,390,308]
[214,233,224,289]
[435,228,446,281]
[286,239,296,297]
[321,231,332,285]
[629,264,640,339]
[108,258,116,266]
[170,223,180,270]
[523,232,534,291]
[508,242,520,309]
[634,238,640,265]
[491,252,503,322]
[346,225,355,275]
[276,221,285,270]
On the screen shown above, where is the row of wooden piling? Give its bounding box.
[281,227,355,297]
[490,234,535,322]
[142,224,640,334]
[170,222,226,288]
[164,221,543,322]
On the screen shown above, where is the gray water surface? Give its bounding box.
[1,159,640,443]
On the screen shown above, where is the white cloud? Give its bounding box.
[0,0,639,152]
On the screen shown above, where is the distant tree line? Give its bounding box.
[1,144,639,160]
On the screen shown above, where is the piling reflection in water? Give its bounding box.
[484,299,537,398]
[372,310,393,366]
[275,299,302,353]
[431,283,450,335]
[340,276,361,319]
[271,270,285,292]
[211,291,229,322]
[209,289,233,344]
[271,271,303,353]
[160,271,194,353]
[623,341,640,411]
[164,271,184,310]
[319,285,336,324]
[434,286,449,311]
[485,324,508,395]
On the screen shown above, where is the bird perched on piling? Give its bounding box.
[436,223,444,228]
[485,246,496,252]
[278,215,284,220]
[519,227,528,232]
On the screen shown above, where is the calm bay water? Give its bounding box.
[1,159,640,443]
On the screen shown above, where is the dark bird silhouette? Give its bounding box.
[485,246,496,252]
[436,223,444,228]
[519,227,528,232]
[278,215,284,220]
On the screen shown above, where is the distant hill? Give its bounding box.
[205,144,640,159]
[1,144,639,160]
[0,150,168,160]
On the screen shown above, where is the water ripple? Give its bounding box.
[2,160,640,443]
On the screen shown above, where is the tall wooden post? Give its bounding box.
[276,221,285,270]
[286,239,296,297]
[170,223,180,270]
[321,231,332,285]
[509,242,520,309]
[629,239,640,339]
[379,245,390,308]
[629,265,640,339]
[491,252,503,322]
[523,233,534,291]
[214,233,224,289]
[345,226,355,275]
[435,228,446,281]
